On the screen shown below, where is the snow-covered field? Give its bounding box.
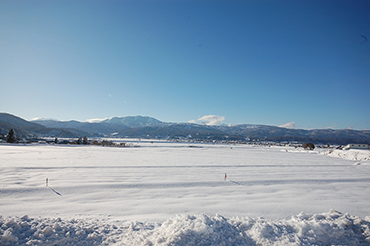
[1,141,370,245]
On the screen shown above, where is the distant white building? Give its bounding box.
[343,144,369,150]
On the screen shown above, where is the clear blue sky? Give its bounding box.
[1,0,369,129]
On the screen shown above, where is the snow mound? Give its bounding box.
[140,214,254,245]
[319,149,370,162]
[1,210,370,246]
[0,215,109,246]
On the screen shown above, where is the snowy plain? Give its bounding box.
[1,141,370,245]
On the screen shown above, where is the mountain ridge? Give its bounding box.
[1,113,370,144]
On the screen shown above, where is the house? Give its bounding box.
[343,144,369,150]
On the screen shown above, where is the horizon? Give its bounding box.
[1,111,366,131]
[1,1,369,130]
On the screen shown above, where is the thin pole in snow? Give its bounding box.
[46,178,48,187]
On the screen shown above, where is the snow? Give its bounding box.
[1,211,370,245]
[1,142,370,245]
[318,148,370,162]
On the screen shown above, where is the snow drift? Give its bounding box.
[1,210,370,246]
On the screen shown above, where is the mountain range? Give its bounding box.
[1,112,370,145]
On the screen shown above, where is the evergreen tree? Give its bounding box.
[6,129,17,143]
[83,136,88,145]
[77,137,82,145]
[303,142,315,150]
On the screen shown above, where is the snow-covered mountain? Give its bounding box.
[31,116,168,136]
[1,112,370,144]
[101,116,167,128]
[0,113,90,138]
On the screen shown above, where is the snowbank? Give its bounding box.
[318,149,370,162]
[287,147,370,162]
[1,210,369,245]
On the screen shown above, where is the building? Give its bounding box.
[343,144,369,150]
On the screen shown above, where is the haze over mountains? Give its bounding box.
[1,113,369,145]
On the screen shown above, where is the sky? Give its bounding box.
[1,0,369,130]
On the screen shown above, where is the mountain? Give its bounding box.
[32,119,113,136]
[32,116,165,136]
[101,116,167,128]
[0,113,91,138]
[0,113,46,137]
[219,124,370,144]
[1,112,369,144]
